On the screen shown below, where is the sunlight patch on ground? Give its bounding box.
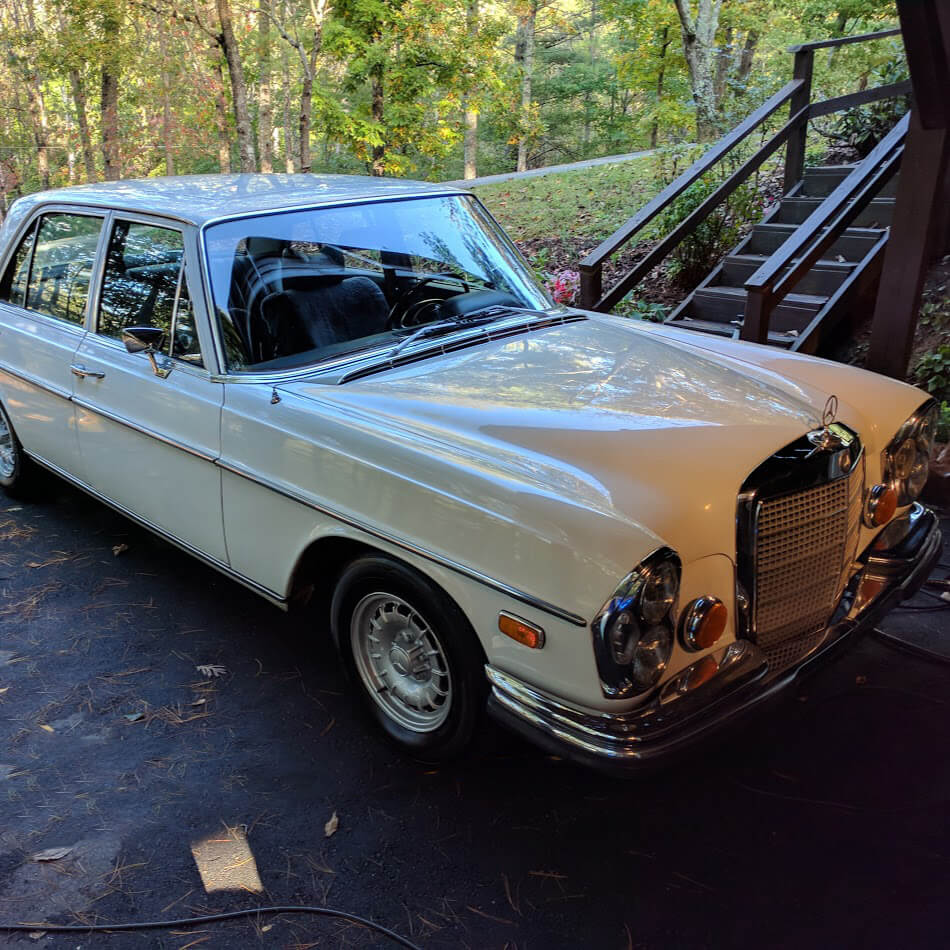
[191,824,262,894]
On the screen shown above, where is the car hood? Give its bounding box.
[286,315,840,567]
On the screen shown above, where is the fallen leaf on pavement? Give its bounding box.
[39,724,54,733]
[112,543,129,557]
[124,712,145,723]
[31,846,73,862]
[324,811,339,837]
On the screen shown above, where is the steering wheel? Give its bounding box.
[386,272,470,329]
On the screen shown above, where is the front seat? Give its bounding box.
[258,277,389,360]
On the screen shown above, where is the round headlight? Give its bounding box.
[607,609,639,665]
[891,438,917,480]
[884,403,937,505]
[630,624,673,692]
[640,561,678,623]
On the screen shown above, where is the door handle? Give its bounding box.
[70,363,106,380]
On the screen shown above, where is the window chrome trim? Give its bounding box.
[27,451,287,608]
[215,456,588,627]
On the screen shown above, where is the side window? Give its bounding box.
[97,220,202,368]
[24,213,103,325]
[0,222,37,307]
[98,221,183,340]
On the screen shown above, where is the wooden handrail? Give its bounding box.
[578,79,804,302]
[595,107,809,312]
[788,27,901,53]
[809,79,912,119]
[741,112,910,344]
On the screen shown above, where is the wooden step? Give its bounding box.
[802,164,899,198]
[720,254,856,296]
[776,197,895,227]
[667,316,798,348]
[746,223,883,260]
[691,285,825,333]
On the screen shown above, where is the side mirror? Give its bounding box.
[121,327,172,379]
[121,326,166,353]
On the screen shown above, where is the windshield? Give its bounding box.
[203,194,553,373]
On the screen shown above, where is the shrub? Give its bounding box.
[914,344,950,403]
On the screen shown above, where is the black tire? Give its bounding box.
[331,554,487,762]
[0,400,34,498]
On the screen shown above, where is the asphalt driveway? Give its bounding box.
[0,477,947,949]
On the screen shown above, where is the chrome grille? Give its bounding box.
[751,459,863,672]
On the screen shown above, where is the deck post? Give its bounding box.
[783,49,814,193]
[579,264,602,311]
[866,0,950,378]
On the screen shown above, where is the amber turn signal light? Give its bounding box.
[865,483,898,527]
[498,612,545,649]
[680,597,727,651]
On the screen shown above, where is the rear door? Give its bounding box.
[0,210,105,474]
[71,215,227,563]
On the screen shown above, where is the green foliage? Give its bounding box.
[821,57,910,157]
[937,403,950,445]
[615,298,669,322]
[653,172,765,291]
[914,346,950,404]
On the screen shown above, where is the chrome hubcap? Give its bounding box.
[0,409,15,479]
[350,592,452,733]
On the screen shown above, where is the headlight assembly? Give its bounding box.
[592,548,680,698]
[882,401,937,505]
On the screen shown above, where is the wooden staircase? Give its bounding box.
[664,165,896,352]
[577,28,913,354]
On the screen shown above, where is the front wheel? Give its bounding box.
[0,401,33,496]
[331,556,487,761]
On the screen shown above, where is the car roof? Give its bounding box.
[9,174,468,228]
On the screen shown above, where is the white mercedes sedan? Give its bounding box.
[0,175,940,772]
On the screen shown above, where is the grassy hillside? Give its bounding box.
[470,159,659,246]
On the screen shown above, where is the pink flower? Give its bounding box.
[549,269,580,305]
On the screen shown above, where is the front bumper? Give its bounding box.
[487,503,942,774]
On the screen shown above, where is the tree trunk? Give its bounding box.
[462,0,478,179]
[100,68,120,181]
[735,30,758,92]
[516,1,537,172]
[216,0,256,172]
[370,67,385,176]
[299,71,314,173]
[26,73,50,189]
[69,70,97,181]
[651,26,671,148]
[713,26,732,108]
[212,57,233,173]
[673,0,723,142]
[280,1,295,172]
[257,0,274,173]
[158,28,176,176]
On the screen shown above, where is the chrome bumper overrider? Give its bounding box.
[486,503,942,773]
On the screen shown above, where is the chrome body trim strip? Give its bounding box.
[488,503,942,772]
[27,452,287,608]
[71,396,217,462]
[0,361,73,401]
[215,456,588,627]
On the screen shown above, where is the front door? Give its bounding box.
[72,216,227,563]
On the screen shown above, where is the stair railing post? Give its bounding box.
[783,48,814,193]
[741,287,773,344]
[579,263,602,311]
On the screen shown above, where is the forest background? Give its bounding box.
[0,0,904,203]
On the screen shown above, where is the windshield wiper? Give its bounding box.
[387,305,552,359]
[388,314,498,358]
